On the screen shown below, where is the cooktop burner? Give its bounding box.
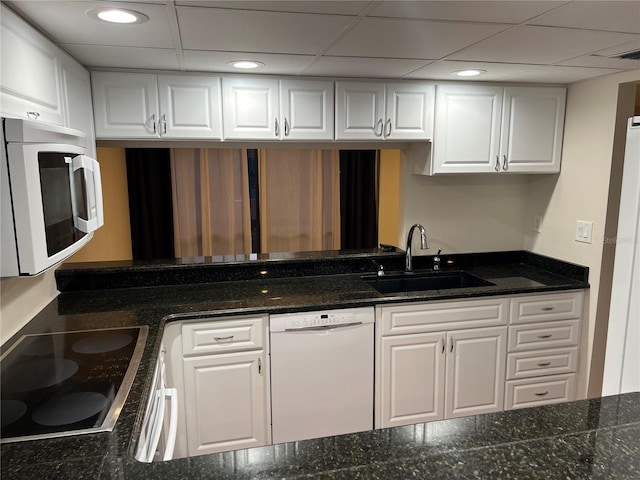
[0,327,148,443]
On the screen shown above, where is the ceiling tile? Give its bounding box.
[304,57,434,79]
[529,0,640,34]
[326,18,509,59]
[500,65,624,83]
[63,45,180,70]
[7,1,175,48]
[405,61,538,81]
[368,1,566,24]
[449,25,638,64]
[182,51,314,75]
[176,1,370,15]
[591,39,640,57]
[177,6,354,54]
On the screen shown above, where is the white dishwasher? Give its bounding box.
[270,307,374,444]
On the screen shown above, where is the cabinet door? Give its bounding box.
[378,332,445,428]
[385,83,434,140]
[500,87,566,173]
[280,79,334,140]
[445,326,506,418]
[0,5,64,125]
[432,84,503,173]
[60,55,96,158]
[222,77,279,140]
[183,350,269,456]
[158,75,222,139]
[335,81,385,140]
[91,71,159,138]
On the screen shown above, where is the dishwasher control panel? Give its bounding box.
[270,307,374,332]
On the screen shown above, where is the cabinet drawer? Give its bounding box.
[506,347,578,380]
[505,374,575,409]
[510,291,583,324]
[182,316,266,355]
[508,320,579,352]
[379,297,508,336]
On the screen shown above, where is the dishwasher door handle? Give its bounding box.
[284,321,363,332]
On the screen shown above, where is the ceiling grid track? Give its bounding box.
[165,0,185,71]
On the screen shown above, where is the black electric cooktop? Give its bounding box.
[0,327,148,443]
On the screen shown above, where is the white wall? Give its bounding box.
[523,69,640,398]
[0,270,58,345]
[399,160,530,254]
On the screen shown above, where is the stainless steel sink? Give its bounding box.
[363,271,495,294]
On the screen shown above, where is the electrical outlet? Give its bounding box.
[575,220,593,244]
[534,215,543,233]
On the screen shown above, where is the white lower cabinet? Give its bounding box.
[376,297,509,429]
[183,350,269,455]
[505,291,583,410]
[162,314,271,459]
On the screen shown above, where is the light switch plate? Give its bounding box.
[575,220,593,244]
[534,215,543,233]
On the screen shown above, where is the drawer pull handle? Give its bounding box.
[541,307,555,311]
[537,334,552,339]
[537,361,552,367]
[214,335,234,341]
[534,391,549,396]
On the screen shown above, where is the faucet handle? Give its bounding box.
[433,249,442,271]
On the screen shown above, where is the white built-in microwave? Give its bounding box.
[1,118,103,277]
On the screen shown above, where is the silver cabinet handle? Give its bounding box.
[537,334,552,339]
[375,118,384,137]
[214,335,234,341]
[441,336,446,354]
[495,156,500,172]
[151,113,157,134]
[26,111,40,120]
[541,307,555,312]
[162,114,167,135]
[534,391,549,396]
[284,117,290,137]
[275,118,279,137]
[537,361,552,367]
[258,357,262,375]
[449,337,454,353]
[384,118,392,137]
[502,154,508,171]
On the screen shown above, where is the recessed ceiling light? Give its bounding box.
[454,69,487,77]
[227,60,265,70]
[87,8,149,24]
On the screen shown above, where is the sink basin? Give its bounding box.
[363,271,494,294]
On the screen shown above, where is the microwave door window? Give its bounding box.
[38,153,86,257]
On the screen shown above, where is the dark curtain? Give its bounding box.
[340,150,378,249]
[125,149,175,260]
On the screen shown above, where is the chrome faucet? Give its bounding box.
[405,224,429,272]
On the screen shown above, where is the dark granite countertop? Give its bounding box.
[2,250,609,479]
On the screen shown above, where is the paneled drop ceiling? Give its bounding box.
[7,0,640,83]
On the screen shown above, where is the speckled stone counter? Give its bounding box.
[2,250,610,479]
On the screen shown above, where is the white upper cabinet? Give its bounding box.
[500,87,566,173]
[336,81,434,141]
[92,71,222,139]
[432,84,504,174]
[429,84,566,174]
[279,80,334,140]
[222,77,280,140]
[335,81,385,140]
[60,54,96,157]
[158,75,222,139]
[0,4,64,125]
[223,78,332,141]
[385,83,435,140]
